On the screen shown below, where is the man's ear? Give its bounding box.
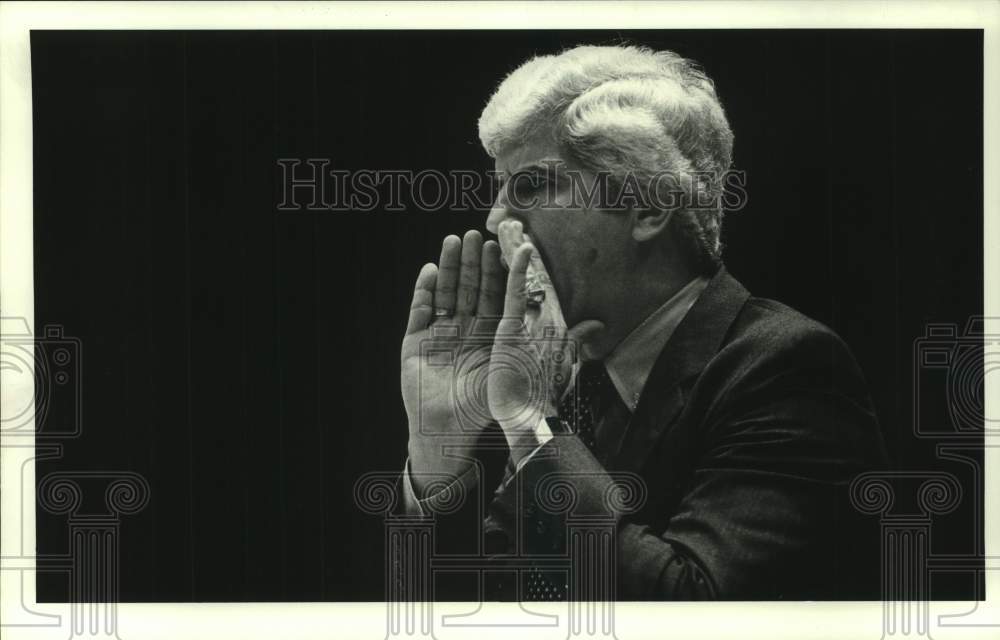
[631,208,674,243]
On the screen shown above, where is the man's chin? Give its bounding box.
[578,331,614,362]
[564,314,613,362]
[578,341,601,363]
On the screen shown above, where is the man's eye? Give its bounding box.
[506,175,541,202]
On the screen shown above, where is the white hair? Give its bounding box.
[478,45,734,272]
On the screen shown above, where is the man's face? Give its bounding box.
[487,131,635,328]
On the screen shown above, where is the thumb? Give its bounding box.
[565,320,606,362]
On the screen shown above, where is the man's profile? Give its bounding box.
[397,44,888,600]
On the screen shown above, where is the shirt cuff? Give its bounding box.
[517,414,554,469]
[401,457,480,515]
[501,415,555,487]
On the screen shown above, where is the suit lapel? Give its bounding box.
[610,267,751,474]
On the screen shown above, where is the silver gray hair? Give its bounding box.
[478,45,734,273]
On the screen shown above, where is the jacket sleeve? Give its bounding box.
[392,424,512,558]
[484,327,888,600]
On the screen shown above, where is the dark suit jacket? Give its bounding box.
[420,267,889,600]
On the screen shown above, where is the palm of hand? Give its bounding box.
[401,318,496,436]
[400,231,505,440]
[400,226,603,449]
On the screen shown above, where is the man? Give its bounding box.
[397,45,888,600]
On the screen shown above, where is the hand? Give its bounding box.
[496,219,568,343]
[489,224,604,462]
[401,230,506,493]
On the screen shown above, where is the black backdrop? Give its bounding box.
[32,30,983,601]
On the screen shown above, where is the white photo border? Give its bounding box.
[2,2,997,639]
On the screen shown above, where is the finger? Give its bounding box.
[499,242,534,334]
[406,263,438,335]
[510,219,525,244]
[523,255,560,318]
[455,229,482,316]
[433,235,462,316]
[497,219,519,269]
[523,232,547,276]
[478,240,505,317]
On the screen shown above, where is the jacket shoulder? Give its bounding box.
[698,294,878,428]
[714,296,865,376]
[684,293,888,479]
[731,296,843,350]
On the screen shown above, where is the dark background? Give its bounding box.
[32,30,983,601]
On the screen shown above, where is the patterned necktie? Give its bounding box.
[526,360,613,601]
[558,360,614,455]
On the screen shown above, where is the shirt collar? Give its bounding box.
[603,275,711,411]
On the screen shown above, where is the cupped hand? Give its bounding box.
[488,231,604,454]
[400,230,506,487]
